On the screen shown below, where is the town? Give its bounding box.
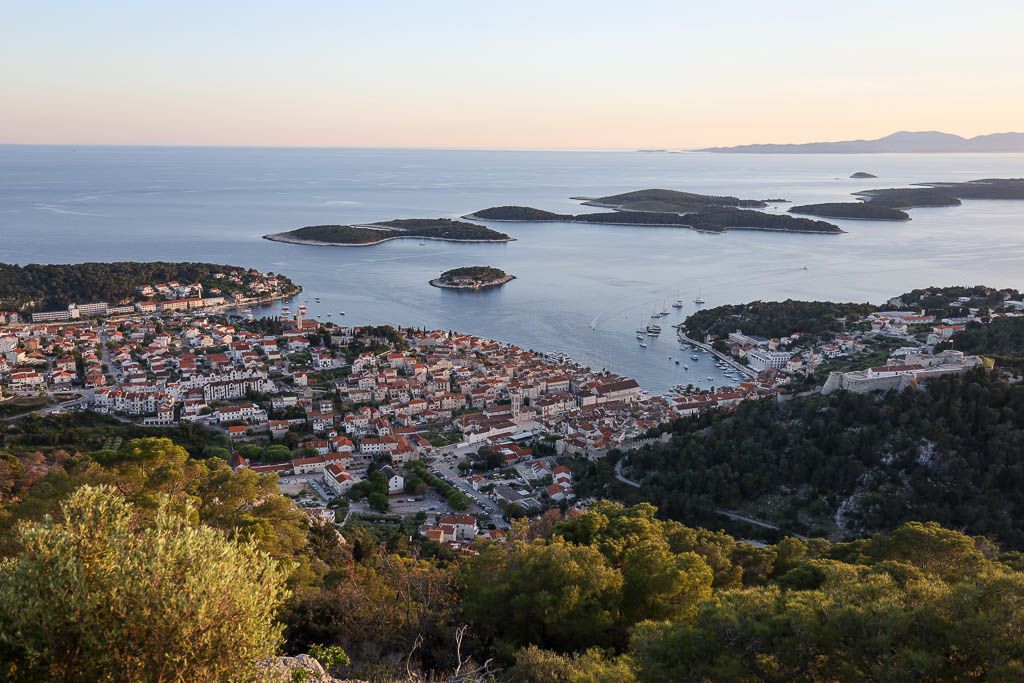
[1,284,1016,552]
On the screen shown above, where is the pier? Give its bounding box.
[675,326,758,378]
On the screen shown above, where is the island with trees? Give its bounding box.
[263,218,512,247]
[850,171,877,178]
[467,204,844,234]
[462,206,573,222]
[574,188,778,213]
[429,266,515,290]
[788,202,910,221]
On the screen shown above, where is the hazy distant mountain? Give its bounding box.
[698,131,1024,154]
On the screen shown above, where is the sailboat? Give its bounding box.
[646,310,662,335]
[693,289,705,305]
[659,299,670,316]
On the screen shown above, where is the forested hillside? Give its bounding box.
[0,261,290,311]
[682,299,876,341]
[598,370,1024,546]
[4,440,1024,682]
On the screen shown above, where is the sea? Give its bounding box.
[2,145,1023,393]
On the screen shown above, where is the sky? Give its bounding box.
[2,1,1023,149]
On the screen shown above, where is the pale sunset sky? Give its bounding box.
[2,0,1022,149]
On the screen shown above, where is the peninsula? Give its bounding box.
[264,218,512,247]
[429,266,515,290]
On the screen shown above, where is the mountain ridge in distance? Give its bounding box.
[697,130,1024,153]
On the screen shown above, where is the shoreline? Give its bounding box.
[788,210,911,222]
[262,233,516,247]
[429,274,516,290]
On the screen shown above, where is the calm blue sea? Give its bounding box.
[2,145,1023,392]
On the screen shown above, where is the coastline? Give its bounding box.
[429,274,516,290]
[788,210,910,222]
[262,232,516,247]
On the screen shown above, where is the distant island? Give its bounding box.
[468,196,843,235]
[429,266,514,290]
[698,130,1024,154]
[264,218,512,247]
[789,203,910,221]
[851,172,877,179]
[792,178,1024,220]
[464,206,573,222]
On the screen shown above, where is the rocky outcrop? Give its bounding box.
[259,655,364,682]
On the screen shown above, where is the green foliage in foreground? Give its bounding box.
[0,486,288,682]
[6,431,1024,680]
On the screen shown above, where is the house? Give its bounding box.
[438,513,478,541]
[378,465,404,495]
[323,464,356,495]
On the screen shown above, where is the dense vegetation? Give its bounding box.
[947,316,1024,366]
[682,299,876,341]
[7,452,1024,681]
[681,208,842,233]
[273,219,510,245]
[789,202,909,221]
[584,188,771,212]
[465,206,572,221]
[432,266,511,288]
[0,485,287,682]
[0,261,290,312]
[889,284,1023,316]
[571,209,842,233]
[595,370,1024,546]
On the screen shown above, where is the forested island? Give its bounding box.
[576,188,776,213]
[463,206,572,222]
[850,171,877,178]
[264,219,512,247]
[429,266,515,290]
[0,261,299,312]
[789,202,910,221]
[468,204,844,234]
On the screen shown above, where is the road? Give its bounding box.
[614,458,641,487]
[714,509,810,541]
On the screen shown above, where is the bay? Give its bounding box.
[2,145,1023,393]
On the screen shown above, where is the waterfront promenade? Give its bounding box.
[675,326,758,378]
